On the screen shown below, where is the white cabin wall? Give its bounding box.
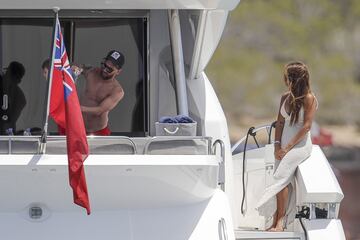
[173,9,236,222]
[149,10,177,135]
[148,10,204,135]
[179,10,199,77]
[189,10,229,80]
[148,9,230,136]
[185,9,236,224]
[187,73,237,227]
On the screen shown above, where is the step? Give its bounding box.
[235,230,303,240]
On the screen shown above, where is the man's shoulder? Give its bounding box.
[91,67,102,75]
[110,79,124,98]
[85,67,100,75]
[112,79,123,91]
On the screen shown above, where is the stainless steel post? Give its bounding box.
[168,9,189,116]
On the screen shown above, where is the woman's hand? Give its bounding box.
[274,146,282,160]
[275,147,290,160]
[278,149,287,160]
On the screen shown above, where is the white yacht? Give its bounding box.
[0,0,345,239]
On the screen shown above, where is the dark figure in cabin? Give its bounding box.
[0,61,26,134]
[41,58,50,80]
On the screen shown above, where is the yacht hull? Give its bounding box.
[0,154,218,211]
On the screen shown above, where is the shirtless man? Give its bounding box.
[73,50,125,135]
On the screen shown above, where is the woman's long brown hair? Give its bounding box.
[283,61,311,125]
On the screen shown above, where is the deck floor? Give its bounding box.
[235,230,303,240]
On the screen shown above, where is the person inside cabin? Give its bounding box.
[0,68,5,133]
[72,50,125,136]
[1,61,27,135]
[256,61,318,231]
[41,58,50,80]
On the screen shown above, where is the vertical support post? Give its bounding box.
[40,7,60,154]
[189,10,207,81]
[168,9,189,116]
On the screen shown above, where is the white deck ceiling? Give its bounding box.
[0,0,240,10]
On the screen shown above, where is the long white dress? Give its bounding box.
[256,97,317,227]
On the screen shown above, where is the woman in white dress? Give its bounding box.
[256,61,318,231]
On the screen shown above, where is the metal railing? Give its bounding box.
[0,135,227,157]
[143,136,213,154]
[1,134,227,197]
[231,121,276,154]
[0,136,41,154]
[231,122,276,215]
[213,139,225,190]
[218,218,228,240]
[0,135,138,154]
[47,135,138,154]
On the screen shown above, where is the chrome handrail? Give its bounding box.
[88,136,138,154]
[0,136,42,141]
[143,136,212,154]
[212,139,225,162]
[47,135,138,154]
[218,218,228,240]
[231,122,276,154]
[0,135,138,154]
[0,136,41,154]
[213,139,225,190]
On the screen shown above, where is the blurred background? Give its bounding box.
[206,0,360,239]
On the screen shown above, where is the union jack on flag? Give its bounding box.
[49,16,91,214]
[54,24,74,101]
[50,17,75,123]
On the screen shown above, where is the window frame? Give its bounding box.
[0,10,150,137]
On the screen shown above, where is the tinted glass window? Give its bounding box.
[73,18,146,136]
[0,17,147,136]
[0,19,52,135]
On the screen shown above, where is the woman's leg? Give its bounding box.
[266,209,278,230]
[270,185,288,231]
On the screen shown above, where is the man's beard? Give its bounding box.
[101,71,113,80]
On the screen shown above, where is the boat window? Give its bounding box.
[73,18,147,136]
[0,19,52,135]
[0,17,147,136]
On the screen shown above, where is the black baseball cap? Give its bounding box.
[104,50,125,69]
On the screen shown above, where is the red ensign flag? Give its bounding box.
[49,16,91,214]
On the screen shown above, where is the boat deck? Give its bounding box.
[235,230,303,240]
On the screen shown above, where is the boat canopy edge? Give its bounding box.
[0,0,241,11]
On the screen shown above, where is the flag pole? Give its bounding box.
[40,7,60,154]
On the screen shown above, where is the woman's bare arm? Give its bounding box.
[274,93,288,159]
